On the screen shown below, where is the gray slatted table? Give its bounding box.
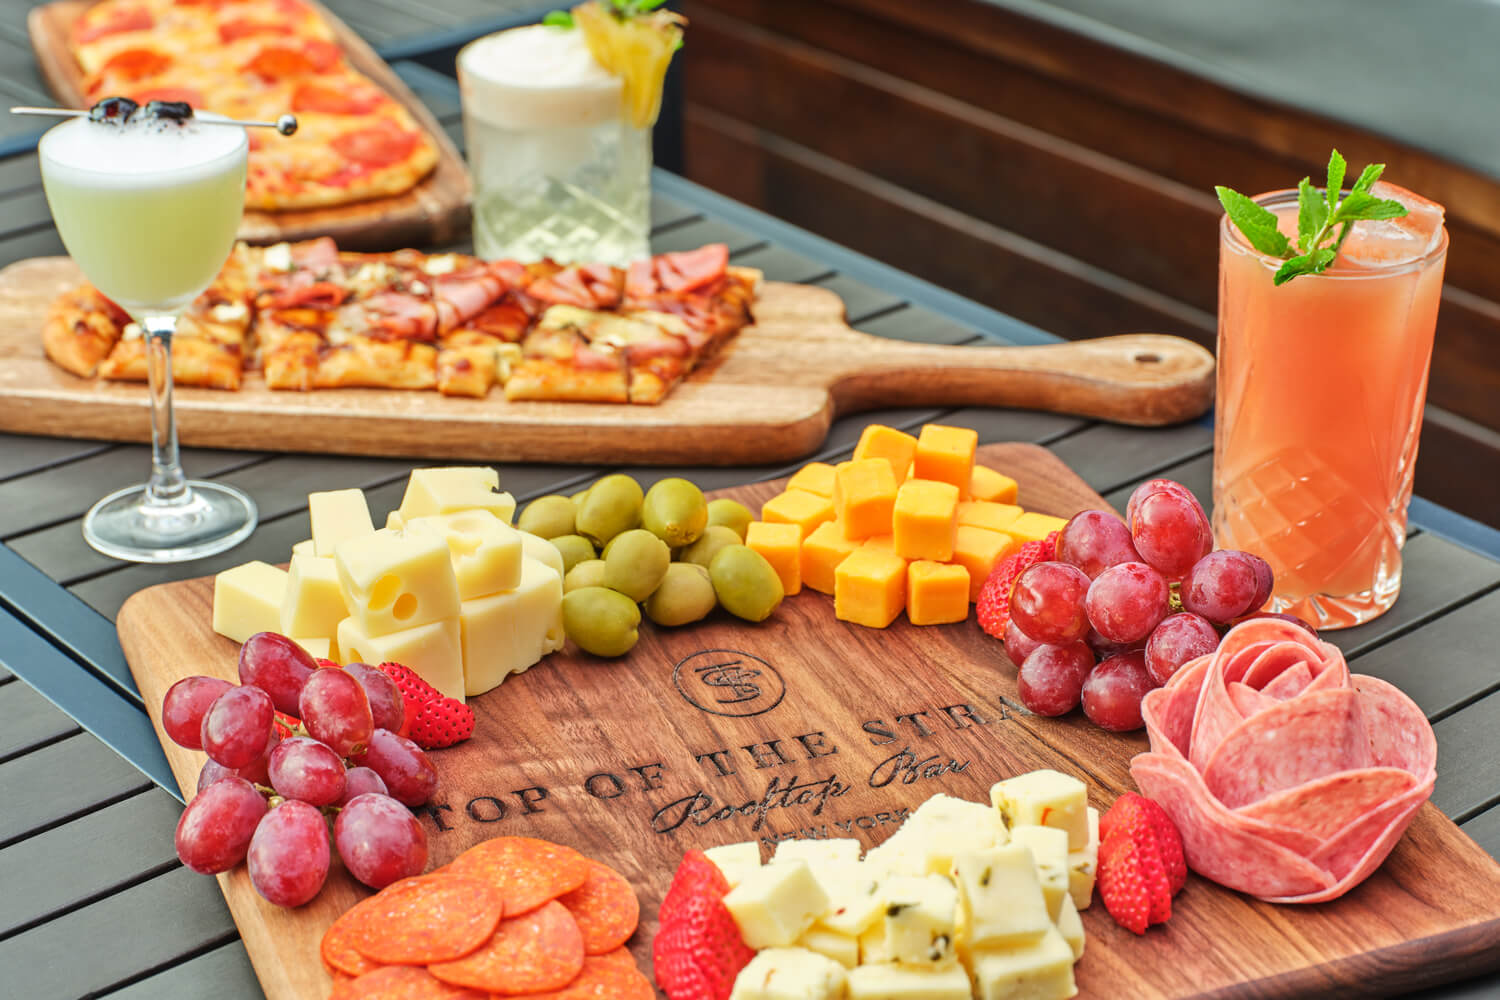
[0,55,1498,1000]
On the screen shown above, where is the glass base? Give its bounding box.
[83,481,257,563]
[1267,571,1402,631]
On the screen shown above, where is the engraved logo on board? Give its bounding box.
[673,649,785,717]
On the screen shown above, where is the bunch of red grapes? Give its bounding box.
[163,633,437,907]
[1006,478,1298,732]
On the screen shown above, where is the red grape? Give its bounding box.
[1126,478,1206,526]
[334,793,428,889]
[1003,619,1044,667]
[1056,510,1141,579]
[1009,562,1091,644]
[1081,650,1153,732]
[299,667,374,757]
[175,776,267,874]
[197,759,236,793]
[247,800,331,907]
[162,676,232,750]
[1017,643,1093,716]
[335,766,390,807]
[1086,562,1170,643]
[1086,627,1143,661]
[239,632,318,716]
[345,662,405,735]
[268,736,346,807]
[200,685,275,769]
[1145,612,1220,686]
[1244,552,1275,611]
[1130,490,1213,578]
[1183,550,1260,624]
[350,729,437,807]
[236,727,282,788]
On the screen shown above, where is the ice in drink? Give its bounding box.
[1213,184,1447,628]
[458,24,650,266]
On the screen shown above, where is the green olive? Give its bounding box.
[642,477,709,547]
[562,587,641,657]
[518,495,577,539]
[564,558,608,592]
[645,562,718,627]
[679,525,743,569]
[706,498,755,540]
[709,544,785,622]
[575,474,644,546]
[549,534,597,574]
[603,528,672,602]
[570,488,590,508]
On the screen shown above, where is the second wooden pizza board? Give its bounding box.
[0,257,1214,465]
[29,0,472,251]
[116,443,1500,1000]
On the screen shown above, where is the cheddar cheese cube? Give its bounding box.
[338,615,465,702]
[907,561,969,626]
[212,561,289,644]
[335,524,462,637]
[892,479,959,561]
[408,509,523,600]
[968,926,1077,1000]
[834,460,898,541]
[869,875,958,966]
[730,947,848,1000]
[970,465,1020,504]
[990,769,1091,850]
[951,526,1017,601]
[801,521,860,595]
[309,488,375,557]
[746,521,803,596]
[280,552,347,641]
[913,424,978,497]
[1009,511,1069,543]
[795,925,859,969]
[1009,825,1071,921]
[705,842,762,890]
[398,466,516,524]
[724,861,830,949]
[458,557,565,697]
[834,548,907,628]
[853,424,919,484]
[761,489,835,540]
[955,501,1023,535]
[846,961,970,998]
[786,462,837,498]
[861,534,895,553]
[950,845,1053,949]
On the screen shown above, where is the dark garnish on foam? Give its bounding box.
[87,96,138,123]
[142,100,194,123]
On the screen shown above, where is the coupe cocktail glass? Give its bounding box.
[39,111,257,562]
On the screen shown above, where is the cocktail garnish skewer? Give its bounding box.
[9,105,298,135]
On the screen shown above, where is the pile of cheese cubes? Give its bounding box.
[743,424,1067,628]
[211,467,566,701]
[707,769,1097,1000]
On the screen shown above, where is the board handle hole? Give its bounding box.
[1134,352,1163,364]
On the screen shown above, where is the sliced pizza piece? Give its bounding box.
[257,308,330,390]
[506,305,629,403]
[312,335,438,390]
[42,283,130,378]
[435,331,522,398]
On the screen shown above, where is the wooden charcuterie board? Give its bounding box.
[116,443,1500,1000]
[28,0,472,250]
[0,257,1215,465]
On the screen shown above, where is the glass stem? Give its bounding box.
[139,314,188,506]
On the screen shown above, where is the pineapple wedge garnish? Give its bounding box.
[572,1,685,128]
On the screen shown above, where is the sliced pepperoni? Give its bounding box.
[100,48,171,81]
[304,39,343,72]
[427,901,585,994]
[75,5,152,44]
[556,861,639,955]
[347,874,505,964]
[131,86,206,109]
[331,122,420,168]
[291,81,383,115]
[330,965,486,1000]
[243,45,318,81]
[218,19,293,44]
[445,837,591,916]
[656,243,729,293]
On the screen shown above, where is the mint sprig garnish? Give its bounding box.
[542,9,574,27]
[1216,150,1409,285]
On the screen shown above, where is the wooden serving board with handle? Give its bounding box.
[29,0,472,251]
[116,443,1500,1000]
[0,257,1214,465]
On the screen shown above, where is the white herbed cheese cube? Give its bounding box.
[398,467,515,523]
[290,636,331,660]
[705,842,762,890]
[1055,893,1085,961]
[950,846,1052,950]
[796,924,859,969]
[990,770,1090,851]
[846,962,970,999]
[817,863,884,937]
[338,616,464,701]
[280,552,346,641]
[872,875,958,967]
[1067,808,1099,910]
[335,524,461,637]
[518,529,565,579]
[724,861,830,950]
[309,488,375,557]
[773,838,863,866]
[213,561,289,644]
[459,556,565,697]
[410,509,524,600]
[968,926,1078,1000]
[903,794,1005,876]
[730,947,848,1000]
[1008,826,1070,922]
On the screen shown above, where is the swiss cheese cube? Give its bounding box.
[907,561,969,626]
[386,510,405,530]
[1068,808,1099,909]
[834,547,907,628]
[990,770,1090,850]
[795,925,859,969]
[913,424,978,498]
[786,462,837,498]
[337,615,464,701]
[458,556,565,697]
[291,538,315,558]
[730,947,848,1000]
[846,962,970,999]
[724,861,830,949]
[950,845,1053,949]
[853,424,919,484]
[952,526,1017,601]
[290,636,331,660]
[213,561,289,644]
[409,509,524,600]
[871,875,958,966]
[761,490,835,541]
[279,552,347,645]
[772,839,862,866]
[746,521,803,596]
[519,529,565,580]
[398,467,515,523]
[335,524,461,637]
[955,501,1023,534]
[1009,825,1071,921]
[309,488,375,557]
[834,459,898,540]
[801,521,860,595]
[892,479,959,562]
[969,465,1019,504]
[705,842,762,890]
[968,926,1077,1000]
[1008,511,1069,543]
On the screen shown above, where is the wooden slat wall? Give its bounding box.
[678,0,1500,528]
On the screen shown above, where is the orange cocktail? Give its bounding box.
[1213,185,1447,629]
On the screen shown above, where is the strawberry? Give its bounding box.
[659,850,730,928]
[407,697,475,749]
[272,710,301,738]
[376,662,444,729]
[314,658,339,668]
[1102,792,1187,894]
[1097,830,1152,935]
[652,891,753,1000]
[976,531,1060,638]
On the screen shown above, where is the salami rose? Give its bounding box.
[1129,618,1435,903]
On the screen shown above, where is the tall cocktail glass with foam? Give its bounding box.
[39,110,258,562]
